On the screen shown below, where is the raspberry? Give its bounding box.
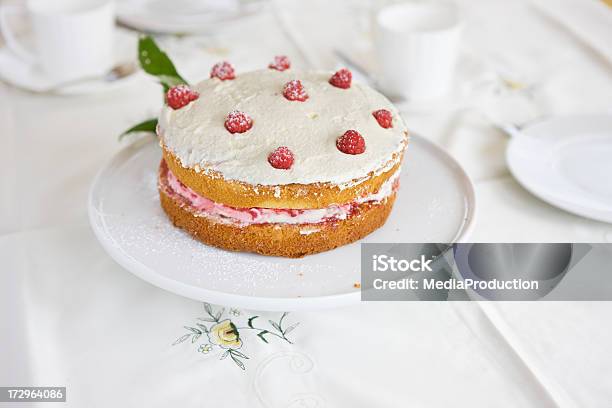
[372,109,393,128]
[336,130,365,155]
[210,61,235,80]
[224,110,253,133]
[268,146,294,169]
[329,68,352,89]
[269,55,291,71]
[165,85,199,110]
[282,80,308,101]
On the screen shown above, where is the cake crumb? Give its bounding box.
[353,282,361,288]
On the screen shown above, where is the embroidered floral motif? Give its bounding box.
[208,319,242,349]
[198,344,213,354]
[173,303,299,370]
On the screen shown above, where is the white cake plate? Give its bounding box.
[89,135,476,311]
[507,114,612,224]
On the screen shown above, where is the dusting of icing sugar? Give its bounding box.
[299,227,321,235]
[159,69,408,186]
[336,154,402,191]
[356,171,400,203]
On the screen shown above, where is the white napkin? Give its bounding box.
[531,0,612,66]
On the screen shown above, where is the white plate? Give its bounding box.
[0,30,142,95]
[116,0,266,34]
[89,135,476,311]
[507,114,612,224]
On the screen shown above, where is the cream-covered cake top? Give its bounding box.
[158,69,408,186]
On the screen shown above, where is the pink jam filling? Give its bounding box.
[165,166,398,226]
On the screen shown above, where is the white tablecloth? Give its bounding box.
[1,0,612,406]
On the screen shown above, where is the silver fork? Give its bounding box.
[41,61,138,93]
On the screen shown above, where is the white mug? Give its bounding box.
[0,0,115,82]
[374,1,462,101]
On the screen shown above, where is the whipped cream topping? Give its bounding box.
[159,69,408,186]
[164,165,399,226]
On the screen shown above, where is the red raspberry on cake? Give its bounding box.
[210,61,235,80]
[268,146,294,169]
[329,68,352,89]
[269,55,291,71]
[224,110,253,134]
[372,109,393,128]
[166,85,199,110]
[283,80,308,102]
[336,130,366,155]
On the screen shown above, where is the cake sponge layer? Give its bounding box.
[159,180,396,258]
[163,143,404,210]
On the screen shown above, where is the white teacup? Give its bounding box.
[374,1,462,101]
[0,0,115,82]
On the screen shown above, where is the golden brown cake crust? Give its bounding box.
[159,183,397,258]
[161,131,407,210]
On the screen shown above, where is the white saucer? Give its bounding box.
[89,135,476,311]
[116,0,266,34]
[0,30,141,95]
[507,114,612,224]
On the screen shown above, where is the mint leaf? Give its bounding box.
[138,35,187,90]
[119,118,158,140]
[120,36,184,141]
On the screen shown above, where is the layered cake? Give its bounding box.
[157,57,409,257]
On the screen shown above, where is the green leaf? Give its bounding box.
[196,323,209,333]
[257,330,269,344]
[204,303,213,316]
[197,317,216,323]
[119,118,158,140]
[214,308,225,322]
[230,354,246,370]
[191,333,201,343]
[247,316,259,329]
[220,350,230,360]
[283,322,299,336]
[172,333,191,345]
[184,326,202,335]
[158,75,186,90]
[268,320,282,333]
[279,312,288,327]
[138,35,187,88]
[230,350,249,359]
